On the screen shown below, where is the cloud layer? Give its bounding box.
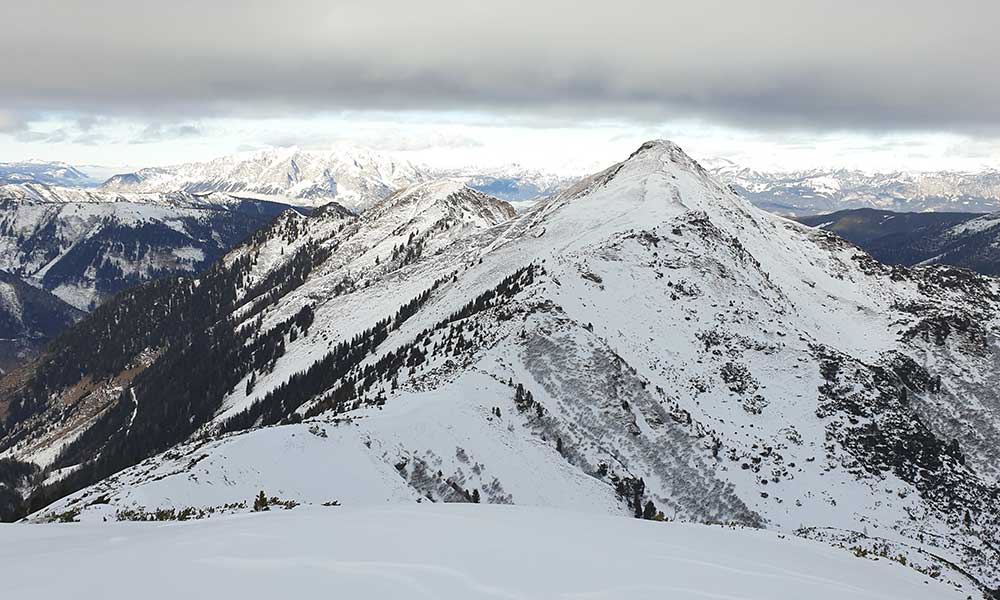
[2,0,998,133]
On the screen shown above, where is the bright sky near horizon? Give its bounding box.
[2,1,999,175]
[4,113,998,177]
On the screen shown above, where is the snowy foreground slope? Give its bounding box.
[6,142,1000,592]
[0,505,971,600]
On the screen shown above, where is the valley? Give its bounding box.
[798,208,1000,275]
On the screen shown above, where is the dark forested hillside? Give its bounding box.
[0,182,512,520]
[1,210,336,515]
[0,271,83,373]
[796,208,1000,274]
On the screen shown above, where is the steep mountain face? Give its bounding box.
[0,161,97,187]
[798,208,1000,274]
[0,271,83,372]
[0,179,511,517]
[707,159,1000,216]
[0,183,286,310]
[4,146,1000,594]
[101,147,429,212]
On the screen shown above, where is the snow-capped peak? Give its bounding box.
[367,179,515,224]
[627,139,713,174]
[629,138,687,158]
[101,145,430,211]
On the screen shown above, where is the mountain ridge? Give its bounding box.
[0,161,98,187]
[100,146,430,211]
[707,159,1000,215]
[0,182,288,310]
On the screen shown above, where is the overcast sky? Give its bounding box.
[2,0,999,173]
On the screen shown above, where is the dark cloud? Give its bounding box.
[1,1,998,133]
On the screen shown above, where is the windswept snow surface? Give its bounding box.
[0,505,968,600]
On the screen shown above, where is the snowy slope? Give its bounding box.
[1,505,973,600]
[101,146,429,211]
[10,143,1000,590]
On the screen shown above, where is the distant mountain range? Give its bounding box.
[0,161,98,188]
[15,151,1000,218]
[797,208,1000,275]
[2,150,999,373]
[99,147,577,211]
[706,159,1000,215]
[100,147,427,212]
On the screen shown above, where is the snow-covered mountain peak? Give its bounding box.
[367,179,515,225]
[100,145,430,211]
[630,138,686,158]
[545,140,748,231]
[313,179,518,275]
[626,139,711,173]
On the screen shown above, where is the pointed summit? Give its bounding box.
[547,139,740,225]
[366,179,515,228]
[623,139,711,176]
[629,138,686,156]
